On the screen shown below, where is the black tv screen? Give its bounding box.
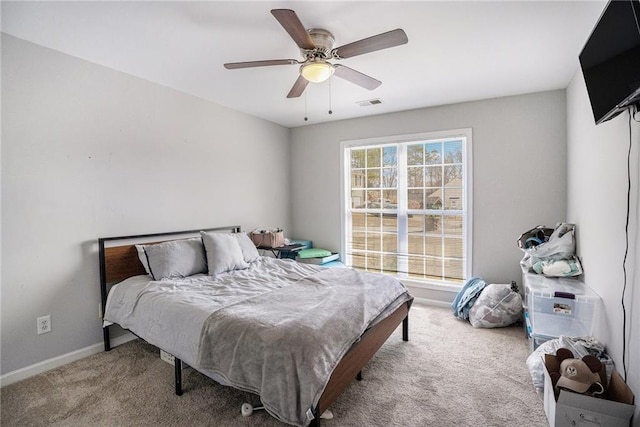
[579,0,640,124]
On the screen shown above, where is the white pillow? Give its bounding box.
[234,232,260,263]
[143,238,207,280]
[201,231,249,275]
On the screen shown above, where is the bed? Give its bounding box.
[99,225,413,426]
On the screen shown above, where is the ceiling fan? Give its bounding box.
[224,9,408,98]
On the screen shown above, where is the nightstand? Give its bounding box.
[257,244,305,259]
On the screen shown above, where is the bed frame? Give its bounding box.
[98,226,411,426]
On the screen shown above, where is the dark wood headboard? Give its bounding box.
[102,243,148,284]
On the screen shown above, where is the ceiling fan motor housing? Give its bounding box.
[303,29,335,60]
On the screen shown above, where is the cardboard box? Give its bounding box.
[542,354,635,427]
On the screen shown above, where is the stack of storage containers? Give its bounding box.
[523,273,601,352]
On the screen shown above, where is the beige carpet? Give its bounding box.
[1,305,548,426]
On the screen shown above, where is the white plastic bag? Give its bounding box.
[519,223,578,274]
[469,284,523,328]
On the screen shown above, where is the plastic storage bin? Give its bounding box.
[524,311,553,352]
[523,273,601,340]
[529,334,552,353]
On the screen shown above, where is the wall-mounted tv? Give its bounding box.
[579,0,640,125]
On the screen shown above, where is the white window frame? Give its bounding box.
[340,128,473,288]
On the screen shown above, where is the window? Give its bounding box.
[342,129,471,284]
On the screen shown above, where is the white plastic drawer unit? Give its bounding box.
[523,273,601,339]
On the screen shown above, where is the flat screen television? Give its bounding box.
[579,0,640,124]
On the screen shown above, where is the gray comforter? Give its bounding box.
[104,258,411,426]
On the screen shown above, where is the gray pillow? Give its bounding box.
[144,238,207,280]
[201,231,249,275]
[235,232,260,263]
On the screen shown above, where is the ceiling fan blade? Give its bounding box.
[224,59,298,69]
[287,75,309,98]
[333,64,381,90]
[271,9,315,50]
[333,29,408,59]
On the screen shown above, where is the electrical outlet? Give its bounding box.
[160,349,175,366]
[37,315,51,335]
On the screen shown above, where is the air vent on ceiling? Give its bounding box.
[356,98,382,107]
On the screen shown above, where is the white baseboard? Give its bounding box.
[412,296,451,308]
[0,332,136,387]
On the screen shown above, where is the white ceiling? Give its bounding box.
[1,1,606,128]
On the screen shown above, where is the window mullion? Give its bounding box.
[397,143,408,277]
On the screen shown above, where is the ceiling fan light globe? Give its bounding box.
[301,62,334,83]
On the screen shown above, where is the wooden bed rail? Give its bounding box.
[312,301,410,426]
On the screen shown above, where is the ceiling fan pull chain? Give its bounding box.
[304,91,308,121]
[328,79,333,115]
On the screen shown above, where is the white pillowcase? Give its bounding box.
[142,238,207,280]
[235,232,260,263]
[201,231,249,275]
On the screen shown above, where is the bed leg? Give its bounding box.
[310,407,320,427]
[103,326,111,351]
[175,358,183,396]
[402,314,409,341]
[357,371,363,381]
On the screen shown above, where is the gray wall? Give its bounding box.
[566,70,639,424]
[1,35,291,375]
[290,91,568,290]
